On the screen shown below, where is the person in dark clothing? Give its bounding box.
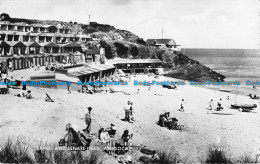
[21,77,26,90]
[106,123,116,138]
[121,130,133,152]
[84,107,92,134]
[63,123,83,147]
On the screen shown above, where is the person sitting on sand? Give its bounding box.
[20,88,25,97]
[121,130,133,152]
[106,124,116,155]
[227,96,229,100]
[164,112,171,126]
[99,127,110,143]
[167,118,179,130]
[83,107,92,134]
[158,114,166,127]
[254,94,258,99]
[63,123,82,147]
[26,90,32,99]
[208,99,214,110]
[178,99,184,112]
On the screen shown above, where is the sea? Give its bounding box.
[182,49,260,85]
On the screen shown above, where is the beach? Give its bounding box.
[0,69,260,163]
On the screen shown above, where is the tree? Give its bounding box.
[0,13,11,21]
[137,46,150,59]
[136,38,146,45]
[130,46,139,58]
[113,42,128,58]
[99,40,113,59]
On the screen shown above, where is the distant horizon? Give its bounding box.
[181,48,260,50]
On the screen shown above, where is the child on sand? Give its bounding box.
[26,90,32,99]
[178,99,184,112]
[121,130,133,152]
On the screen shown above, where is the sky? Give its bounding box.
[0,0,259,49]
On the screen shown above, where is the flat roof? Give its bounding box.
[112,59,162,64]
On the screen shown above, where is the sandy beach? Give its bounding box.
[1,69,260,163]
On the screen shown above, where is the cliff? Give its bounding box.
[0,13,225,81]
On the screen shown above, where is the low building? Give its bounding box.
[111,58,163,74]
[146,39,181,51]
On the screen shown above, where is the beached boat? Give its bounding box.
[219,88,231,92]
[231,104,257,109]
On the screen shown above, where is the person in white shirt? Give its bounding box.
[208,99,214,110]
[124,101,131,122]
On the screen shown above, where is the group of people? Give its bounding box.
[123,101,135,122]
[63,106,134,156]
[208,98,223,111]
[249,94,259,99]
[158,112,181,130]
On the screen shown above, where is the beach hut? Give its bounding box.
[25,42,41,54]
[40,42,60,53]
[0,41,11,55]
[6,41,27,55]
[62,42,82,53]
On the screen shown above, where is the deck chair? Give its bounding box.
[45,93,54,102]
[110,88,115,93]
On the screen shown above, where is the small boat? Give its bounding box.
[207,111,233,115]
[231,104,257,109]
[219,88,232,92]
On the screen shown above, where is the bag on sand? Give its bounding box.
[59,139,66,146]
[139,156,151,163]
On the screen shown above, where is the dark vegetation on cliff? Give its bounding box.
[0,13,225,81]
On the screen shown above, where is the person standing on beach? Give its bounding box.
[217,99,223,111]
[124,101,131,122]
[21,77,26,96]
[208,99,214,110]
[84,107,92,134]
[67,82,71,94]
[130,102,135,122]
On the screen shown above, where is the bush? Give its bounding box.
[236,154,260,163]
[157,151,184,164]
[100,40,113,59]
[0,137,104,163]
[130,46,139,58]
[114,42,128,58]
[205,148,231,163]
[0,137,34,163]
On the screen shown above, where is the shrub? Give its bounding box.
[205,148,231,163]
[0,138,104,163]
[157,150,184,164]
